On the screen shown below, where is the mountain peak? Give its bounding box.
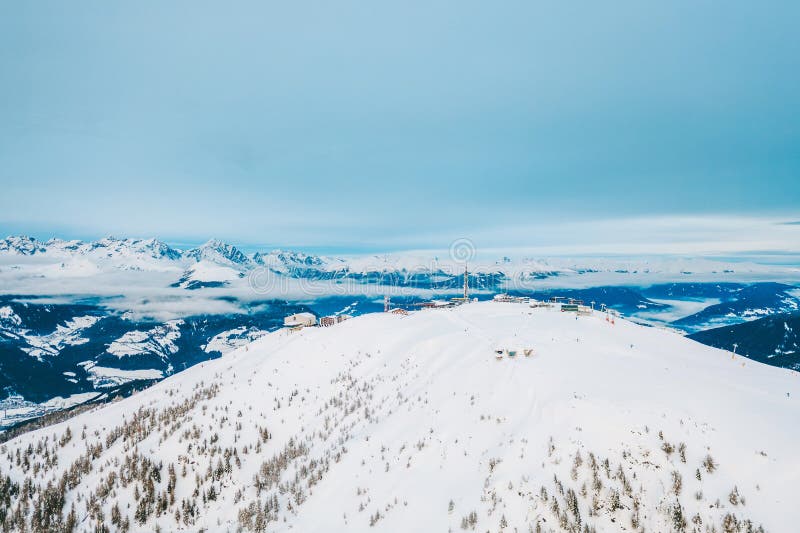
[0,235,44,255]
[186,239,250,267]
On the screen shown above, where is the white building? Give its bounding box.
[284,312,317,328]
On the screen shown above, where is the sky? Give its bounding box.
[1,1,798,253]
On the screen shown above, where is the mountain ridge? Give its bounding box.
[5,235,798,284]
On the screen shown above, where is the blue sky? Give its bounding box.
[1,1,798,253]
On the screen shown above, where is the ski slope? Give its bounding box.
[1,302,798,532]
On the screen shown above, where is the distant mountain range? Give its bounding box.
[3,235,798,293]
[0,235,534,290]
[0,235,183,261]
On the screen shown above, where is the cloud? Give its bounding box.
[392,214,800,258]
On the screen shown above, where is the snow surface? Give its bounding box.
[105,320,183,359]
[1,302,799,532]
[203,326,269,354]
[78,361,165,389]
[0,392,99,428]
[0,305,22,328]
[177,260,243,287]
[19,315,100,360]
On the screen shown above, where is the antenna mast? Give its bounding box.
[463,263,469,300]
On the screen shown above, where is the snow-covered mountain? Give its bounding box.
[184,239,252,268]
[253,249,343,278]
[171,261,245,290]
[0,235,533,287]
[0,236,44,255]
[0,302,796,532]
[0,236,182,262]
[4,235,799,293]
